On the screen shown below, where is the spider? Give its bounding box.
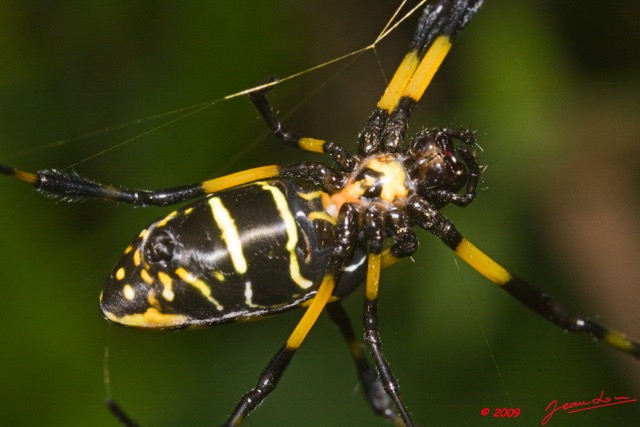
[1,1,638,426]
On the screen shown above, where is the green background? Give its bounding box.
[1,1,639,426]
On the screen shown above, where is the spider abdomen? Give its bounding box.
[100,179,367,329]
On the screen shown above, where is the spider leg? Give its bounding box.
[225,203,361,426]
[249,77,358,172]
[326,302,404,426]
[407,196,640,358]
[224,273,337,427]
[0,163,281,206]
[386,206,419,258]
[106,398,139,427]
[363,251,414,427]
[358,0,484,155]
[279,161,348,192]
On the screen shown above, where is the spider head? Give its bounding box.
[405,128,478,208]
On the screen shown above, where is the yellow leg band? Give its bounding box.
[377,52,420,112]
[13,169,39,185]
[456,238,512,285]
[298,137,326,153]
[286,274,335,349]
[603,330,637,353]
[201,165,280,194]
[366,253,382,301]
[380,248,401,269]
[403,36,452,102]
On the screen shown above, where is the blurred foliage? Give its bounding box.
[0,1,638,426]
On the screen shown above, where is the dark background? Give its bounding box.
[1,1,639,426]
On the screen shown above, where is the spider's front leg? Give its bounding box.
[0,163,281,206]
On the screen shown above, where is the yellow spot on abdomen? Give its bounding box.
[103,307,189,328]
[157,271,175,301]
[140,269,154,285]
[122,284,135,301]
[138,228,149,239]
[133,249,141,267]
[175,267,223,311]
[155,211,178,228]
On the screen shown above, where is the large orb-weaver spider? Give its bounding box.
[1,0,640,427]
